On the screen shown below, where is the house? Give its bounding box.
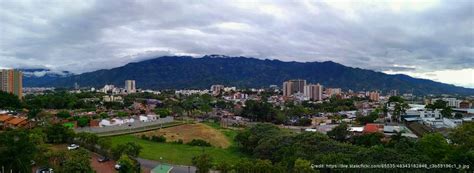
[5,117,28,128]
[123,118,135,123]
[111,118,124,125]
[90,119,100,127]
[349,126,364,133]
[0,115,14,128]
[99,119,112,127]
[147,114,157,121]
[139,115,148,122]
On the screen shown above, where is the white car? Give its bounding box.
[67,144,79,150]
[114,164,121,170]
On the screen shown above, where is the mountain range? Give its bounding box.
[22,55,474,95]
[21,68,73,87]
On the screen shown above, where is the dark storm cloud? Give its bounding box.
[0,0,473,76]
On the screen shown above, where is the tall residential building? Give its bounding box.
[369,91,380,101]
[282,79,306,96]
[125,80,136,93]
[0,69,23,98]
[304,83,323,101]
[389,90,398,96]
[326,88,341,97]
[210,85,225,95]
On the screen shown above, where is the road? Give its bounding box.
[137,158,197,173]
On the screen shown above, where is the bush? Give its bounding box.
[140,135,150,140]
[187,139,212,147]
[151,135,166,143]
[295,118,312,126]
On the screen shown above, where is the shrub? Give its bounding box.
[187,139,212,147]
[151,135,166,143]
[140,135,149,140]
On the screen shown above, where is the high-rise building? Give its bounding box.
[326,88,341,97]
[389,90,398,96]
[0,69,23,98]
[210,85,225,95]
[125,80,136,93]
[304,83,323,101]
[369,91,380,101]
[282,79,306,96]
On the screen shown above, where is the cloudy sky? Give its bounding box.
[1,0,473,88]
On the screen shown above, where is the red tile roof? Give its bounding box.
[6,117,27,126]
[364,124,383,133]
[0,115,13,122]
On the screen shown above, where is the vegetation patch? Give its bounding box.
[108,135,245,165]
[136,123,231,148]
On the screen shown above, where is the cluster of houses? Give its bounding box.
[0,110,28,129]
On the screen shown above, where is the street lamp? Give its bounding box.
[160,157,163,170]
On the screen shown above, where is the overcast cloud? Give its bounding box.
[0,0,473,88]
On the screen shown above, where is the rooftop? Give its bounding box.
[363,124,383,133]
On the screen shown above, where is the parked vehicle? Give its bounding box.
[35,167,53,173]
[98,156,110,163]
[67,144,79,150]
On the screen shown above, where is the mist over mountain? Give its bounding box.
[27,55,474,95]
[20,68,73,87]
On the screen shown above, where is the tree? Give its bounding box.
[77,116,90,127]
[426,100,448,110]
[112,142,142,159]
[56,110,71,119]
[327,123,349,142]
[44,124,75,143]
[0,129,39,173]
[62,148,93,173]
[235,123,281,153]
[99,112,109,119]
[254,159,273,173]
[154,108,171,118]
[295,117,312,126]
[294,158,317,173]
[27,108,42,128]
[117,154,138,173]
[351,133,384,147]
[392,102,408,122]
[76,132,99,150]
[0,91,21,110]
[215,161,232,173]
[441,107,453,118]
[388,96,404,103]
[449,122,474,149]
[117,111,130,117]
[417,133,451,163]
[98,138,112,156]
[27,108,42,120]
[192,154,213,173]
[356,110,379,125]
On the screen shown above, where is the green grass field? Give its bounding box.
[108,123,246,165]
